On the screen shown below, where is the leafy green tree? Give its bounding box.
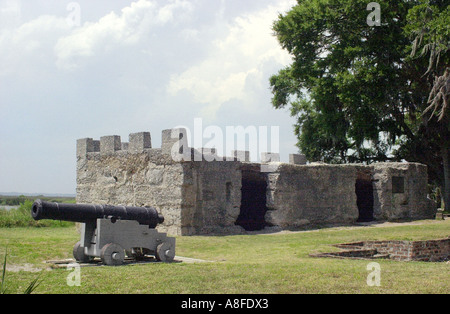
[407,1,449,118]
[405,0,449,208]
[270,0,449,209]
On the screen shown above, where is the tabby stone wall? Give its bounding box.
[76,129,436,236]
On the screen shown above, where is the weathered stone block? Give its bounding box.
[289,154,307,165]
[100,136,121,154]
[129,132,152,153]
[161,128,189,161]
[77,138,94,157]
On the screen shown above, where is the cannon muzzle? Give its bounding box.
[31,199,164,228]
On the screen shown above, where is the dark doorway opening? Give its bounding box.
[235,170,268,231]
[355,171,374,222]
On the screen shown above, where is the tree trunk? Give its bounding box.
[442,144,450,211]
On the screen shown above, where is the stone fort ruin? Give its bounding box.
[76,129,436,236]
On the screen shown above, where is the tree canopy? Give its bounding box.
[270,0,449,207]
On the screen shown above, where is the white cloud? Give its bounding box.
[54,0,194,70]
[0,0,22,28]
[167,0,294,119]
[0,14,69,78]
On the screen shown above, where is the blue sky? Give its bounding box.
[0,0,298,194]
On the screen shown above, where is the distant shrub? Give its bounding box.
[0,200,74,228]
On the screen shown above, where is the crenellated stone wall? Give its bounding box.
[76,130,246,235]
[76,129,437,236]
[77,133,186,235]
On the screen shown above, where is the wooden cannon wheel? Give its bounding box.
[101,243,125,266]
[73,241,94,263]
[156,241,175,262]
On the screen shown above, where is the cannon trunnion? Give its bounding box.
[31,200,175,265]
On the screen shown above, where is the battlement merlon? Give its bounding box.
[77,138,100,157]
[77,130,186,158]
[161,128,192,162]
[129,132,152,153]
[76,129,309,165]
[100,135,121,154]
[290,154,307,165]
[161,128,188,155]
[77,138,93,157]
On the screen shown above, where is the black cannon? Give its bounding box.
[31,200,175,265]
[31,199,164,228]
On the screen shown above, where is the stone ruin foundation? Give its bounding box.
[76,128,437,236]
[311,237,450,262]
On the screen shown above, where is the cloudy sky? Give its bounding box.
[0,0,298,195]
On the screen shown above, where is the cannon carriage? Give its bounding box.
[31,199,176,266]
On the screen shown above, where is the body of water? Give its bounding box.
[0,205,20,211]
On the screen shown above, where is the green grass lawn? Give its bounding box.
[1,219,449,294]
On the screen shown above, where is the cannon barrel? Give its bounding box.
[31,199,164,228]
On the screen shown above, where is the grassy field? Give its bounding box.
[0,195,75,207]
[0,219,449,294]
[0,201,74,228]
